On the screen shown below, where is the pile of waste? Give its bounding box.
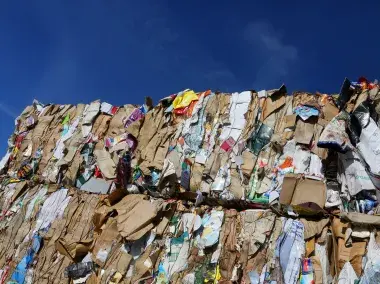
[2,78,380,283]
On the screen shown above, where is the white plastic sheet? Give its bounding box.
[276,218,305,284]
[307,153,324,179]
[315,242,333,284]
[162,235,190,278]
[338,262,358,284]
[339,151,375,196]
[33,188,71,233]
[294,145,310,174]
[197,210,224,249]
[81,102,100,138]
[0,150,11,171]
[357,117,380,175]
[219,91,251,142]
[360,232,380,283]
[25,186,48,220]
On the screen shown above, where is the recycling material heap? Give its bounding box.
[2,78,380,284]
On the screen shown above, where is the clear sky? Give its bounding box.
[0,0,379,152]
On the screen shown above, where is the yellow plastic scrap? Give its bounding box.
[204,264,221,283]
[214,265,221,283]
[12,147,19,156]
[172,90,198,109]
[109,272,123,284]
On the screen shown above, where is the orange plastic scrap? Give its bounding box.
[186,90,211,117]
[358,76,369,90]
[187,101,197,117]
[178,136,185,146]
[174,106,189,115]
[320,94,330,106]
[279,156,293,169]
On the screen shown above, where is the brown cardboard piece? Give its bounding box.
[322,101,339,122]
[284,114,297,129]
[101,244,133,283]
[106,107,126,137]
[294,119,315,145]
[301,218,330,240]
[241,151,257,177]
[55,238,93,261]
[293,92,319,108]
[270,134,287,152]
[354,90,369,111]
[330,228,339,278]
[91,217,121,266]
[282,130,294,140]
[242,96,260,140]
[306,237,315,257]
[114,194,166,241]
[155,202,176,236]
[317,226,329,244]
[312,123,328,160]
[126,118,142,138]
[11,181,27,203]
[317,117,328,128]
[130,244,162,283]
[229,168,244,199]
[136,106,165,154]
[340,212,380,226]
[279,174,298,205]
[292,178,326,208]
[33,193,99,284]
[332,217,348,239]
[261,93,286,121]
[92,114,111,140]
[279,174,326,209]
[219,209,239,281]
[337,238,366,277]
[311,256,323,284]
[190,162,204,192]
[94,141,116,179]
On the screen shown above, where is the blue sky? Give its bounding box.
[0,0,379,152]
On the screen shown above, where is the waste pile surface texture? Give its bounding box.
[2,78,380,283]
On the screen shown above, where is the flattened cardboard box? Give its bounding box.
[279,174,327,209]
